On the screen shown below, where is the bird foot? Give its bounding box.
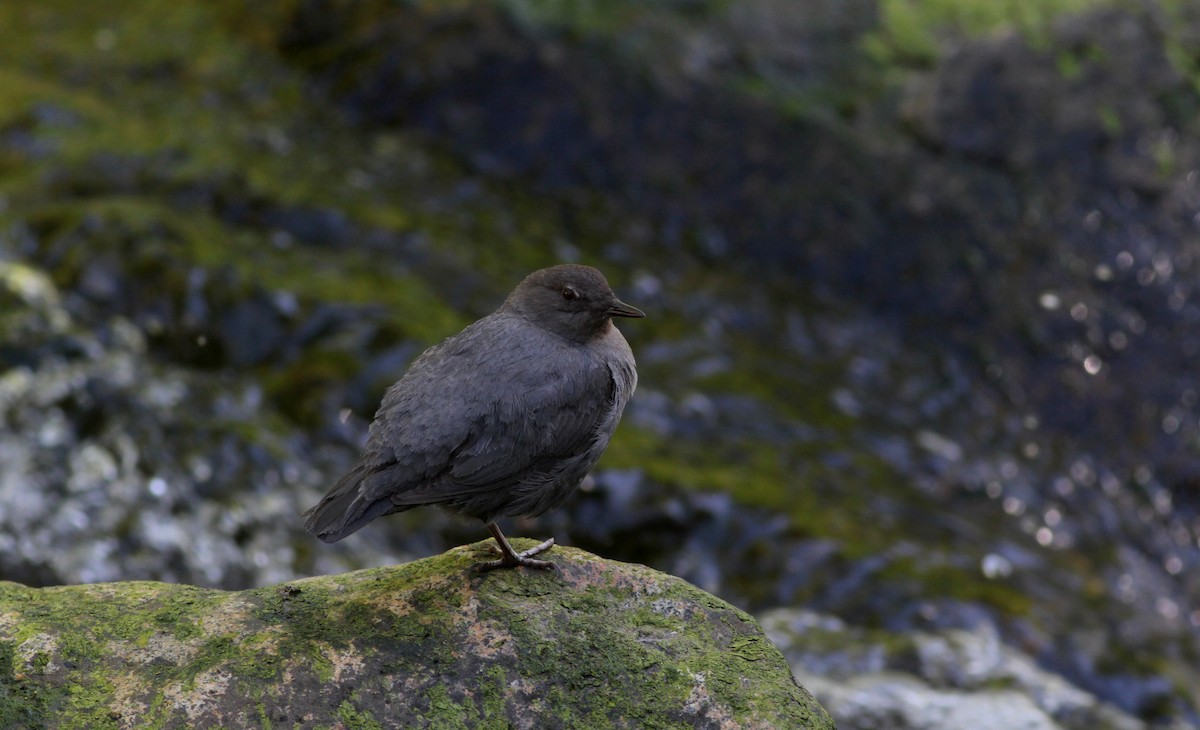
[473,537,556,573]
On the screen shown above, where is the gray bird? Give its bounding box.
[303,264,643,571]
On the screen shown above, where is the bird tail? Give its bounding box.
[302,466,406,543]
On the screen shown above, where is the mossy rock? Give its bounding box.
[0,542,833,729]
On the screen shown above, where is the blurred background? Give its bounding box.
[1,0,1198,726]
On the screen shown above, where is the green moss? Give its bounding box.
[0,0,484,379]
[0,548,831,727]
[687,625,818,723]
[255,584,332,637]
[422,684,476,729]
[0,640,53,730]
[337,698,383,730]
[64,677,118,730]
[13,583,219,663]
[186,637,239,680]
[472,574,698,727]
[1098,105,1122,135]
[256,702,272,729]
[865,0,1114,66]
[478,665,509,723]
[881,558,1033,615]
[26,199,464,345]
[866,0,942,66]
[604,425,911,560]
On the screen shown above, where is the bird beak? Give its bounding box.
[607,299,646,318]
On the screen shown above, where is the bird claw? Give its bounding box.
[473,537,556,572]
[517,538,555,559]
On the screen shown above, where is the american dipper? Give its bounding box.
[303,264,643,571]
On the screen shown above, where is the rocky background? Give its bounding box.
[1,0,1199,727]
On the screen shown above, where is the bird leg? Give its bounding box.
[473,522,556,572]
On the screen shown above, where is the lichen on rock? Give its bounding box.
[0,543,833,729]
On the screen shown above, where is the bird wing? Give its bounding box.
[360,317,615,501]
[443,360,615,490]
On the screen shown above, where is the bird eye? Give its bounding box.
[561,286,579,301]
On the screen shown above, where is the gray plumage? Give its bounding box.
[303,264,642,570]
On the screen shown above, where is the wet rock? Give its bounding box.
[0,544,833,729]
[761,608,1149,730]
[803,673,1061,730]
[0,249,357,589]
[272,1,868,273]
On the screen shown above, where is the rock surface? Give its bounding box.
[0,543,832,729]
[761,608,1152,730]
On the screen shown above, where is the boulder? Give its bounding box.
[0,542,833,729]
